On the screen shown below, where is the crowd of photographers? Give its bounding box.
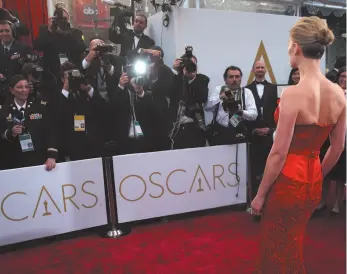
[0,4,276,207]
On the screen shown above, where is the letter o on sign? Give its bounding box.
[119,175,147,202]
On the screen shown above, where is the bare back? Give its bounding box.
[295,75,345,126]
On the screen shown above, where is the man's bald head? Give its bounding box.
[89,39,104,51]
[253,60,266,81]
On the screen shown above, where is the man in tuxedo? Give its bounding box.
[109,14,155,62]
[0,0,30,39]
[245,60,278,219]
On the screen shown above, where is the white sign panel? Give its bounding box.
[113,144,247,223]
[0,158,108,247]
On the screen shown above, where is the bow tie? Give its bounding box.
[255,80,266,85]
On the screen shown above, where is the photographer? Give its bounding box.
[109,14,154,62]
[0,0,29,39]
[169,48,209,149]
[109,57,165,154]
[59,62,108,161]
[82,39,123,97]
[0,20,32,104]
[60,62,107,161]
[0,75,57,170]
[206,66,257,145]
[33,4,85,91]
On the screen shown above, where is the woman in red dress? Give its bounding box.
[251,16,346,273]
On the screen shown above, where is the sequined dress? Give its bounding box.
[257,103,334,273]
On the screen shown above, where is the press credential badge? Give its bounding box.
[74,115,86,131]
[19,134,34,152]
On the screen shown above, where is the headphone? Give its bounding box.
[0,19,16,38]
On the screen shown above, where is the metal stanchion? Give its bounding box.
[103,157,123,238]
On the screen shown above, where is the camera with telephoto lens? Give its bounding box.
[124,57,150,87]
[180,46,197,73]
[94,44,114,55]
[68,69,88,92]
[221,86,242,114]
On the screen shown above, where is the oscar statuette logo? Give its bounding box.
[119,163,240,202]
[247,40,277,85]
[1,181,99,222]
[42,200,52,216]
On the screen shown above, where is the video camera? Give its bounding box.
[180,46,197,73]
[68,69,88,92]
[123,57,150,86]
[51,7,70,31]
[221,86,242,114]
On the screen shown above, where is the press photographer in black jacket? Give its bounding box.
[59,62,108,161]
[169,49,209,149]
[33,4,85,92]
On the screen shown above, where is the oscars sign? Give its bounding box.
[113,145,248,223]
[0,158,108,247]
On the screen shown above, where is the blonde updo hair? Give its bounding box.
[290,16,335,59]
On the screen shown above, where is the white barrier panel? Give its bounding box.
[113,144,247,223]
[0,158,108,247]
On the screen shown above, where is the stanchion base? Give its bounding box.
[106,229,123,238]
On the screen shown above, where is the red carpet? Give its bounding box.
[0,208,345,274]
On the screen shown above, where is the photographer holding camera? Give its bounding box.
[58,61,108,161]
[205,66,257,145]
[109,52,167,155]
[110,14,154,63]
[169,47,210,149]
[0,0,29,39]
[33,4,85,92]
[82,39,122,98]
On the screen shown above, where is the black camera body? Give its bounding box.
[124,57,150,87]
[68,70,88,92]
[221,87,242,114]
[95,44,113,54]
[180,46,196,73]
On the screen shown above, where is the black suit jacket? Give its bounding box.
[33,25,86,86]
[245,81,278,130]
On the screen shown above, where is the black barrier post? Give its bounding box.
[246,142,253,208]
[103,157,123,238]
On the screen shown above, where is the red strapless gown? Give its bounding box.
[257,102,334,274]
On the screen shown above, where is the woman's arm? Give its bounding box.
[256,87,298,198]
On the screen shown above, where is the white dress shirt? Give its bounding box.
[62,88,94,98]
[205,86,258,127]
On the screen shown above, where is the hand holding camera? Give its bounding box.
[119,73,129,89]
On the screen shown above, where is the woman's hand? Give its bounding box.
[12,125,23,137]
[45,158,56,171]
[251,194,265,216]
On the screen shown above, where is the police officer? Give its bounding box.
[0,75,57,170]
